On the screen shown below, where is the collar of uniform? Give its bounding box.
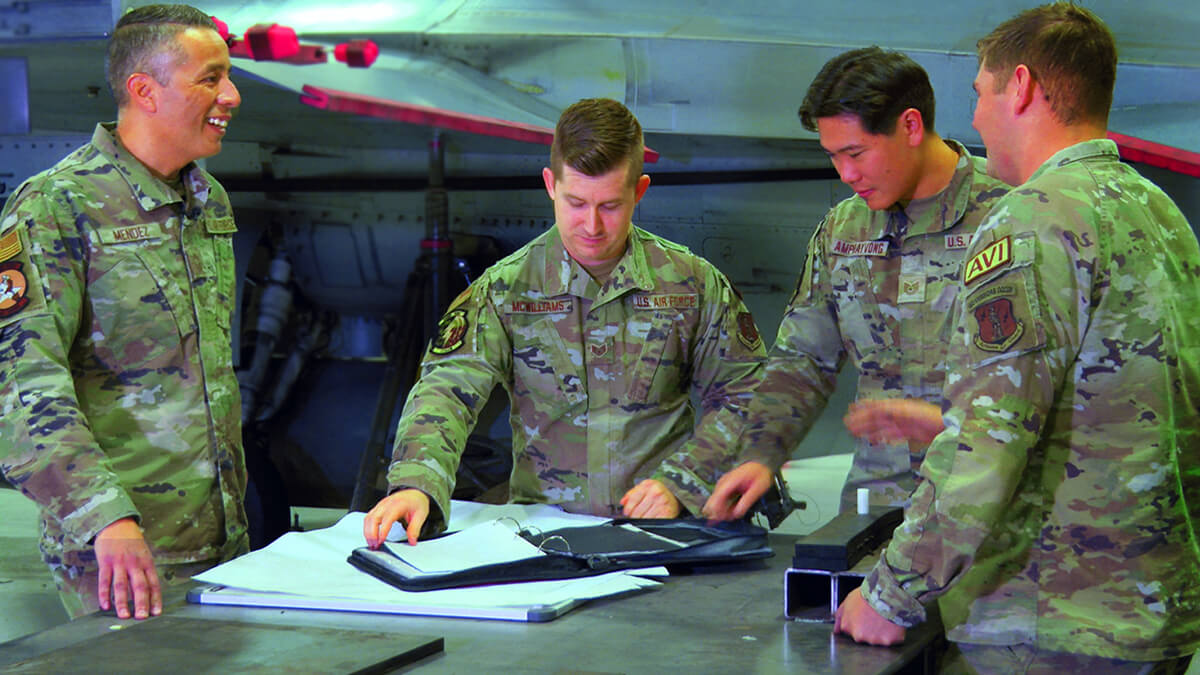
[898,138,975,239]
[94,122,213,213]
[541,224,654,298]
[1028,138,1119,184]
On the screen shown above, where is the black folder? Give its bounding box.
[348,517,773,592]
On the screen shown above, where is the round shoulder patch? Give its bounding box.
[430,308,469,355]
[0,261,31,318]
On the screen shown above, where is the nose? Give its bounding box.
[218,76,241,109]
[581,207,602,234]
[835,158,860,185]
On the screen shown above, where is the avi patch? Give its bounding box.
[963,236,1011,285]
[736,312,761,350]
[430,308,469,355]
[966,283,1038,354]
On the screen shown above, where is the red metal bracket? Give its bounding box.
[299,85,661,162]
[1108,131,1200,178]
[214,19,328,65]
[334,40,379,68]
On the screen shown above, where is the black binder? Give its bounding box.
[349,518,773,592]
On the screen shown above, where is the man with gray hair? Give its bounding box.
[0,4,246,620]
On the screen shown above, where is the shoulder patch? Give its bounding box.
[965,283,1039,355]
[0,261,31,318]
[0,230,21,263]
[447,286,473,312]
[0,227,46,326]
[430,308,469,355]
[736,312,762,350]
[963,236,1011,285]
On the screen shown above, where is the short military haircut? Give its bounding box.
[106,4,218,107]
[798,46,936,135]
[977,2,1116,126]
[550,98,644,186]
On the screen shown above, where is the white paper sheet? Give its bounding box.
[192,501,666,616]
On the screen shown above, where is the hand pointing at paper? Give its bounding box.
[363,489,431,548]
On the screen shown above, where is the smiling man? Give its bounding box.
[704,47,1009,521]
[0,5,247,620]
[364,98,766,546]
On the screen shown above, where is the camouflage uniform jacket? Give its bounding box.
[736,141,1008,508]
[863,139,1200,660]
[0,123,249,571]
[386,224,766,532]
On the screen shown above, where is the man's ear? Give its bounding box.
[899,108,925,147]
[633,173,650,204]
[125,73,159,114]
[1010,64,1037,115]
[542,166,556,200]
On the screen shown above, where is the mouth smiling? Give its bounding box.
[207,117,228,130]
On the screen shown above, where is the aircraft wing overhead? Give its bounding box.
[233,46,562,132]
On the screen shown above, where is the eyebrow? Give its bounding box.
[197,62,230,78]
[821,142,866,156]
[565,193,624,205]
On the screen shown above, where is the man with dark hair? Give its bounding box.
[363,98,766,546]
[703,47,1007,520]
[835,4,1200,672]
[0,4,246,620]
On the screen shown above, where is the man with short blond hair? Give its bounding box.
[364,98,766,546]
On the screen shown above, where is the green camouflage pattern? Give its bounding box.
[735,142,1008,510]
[863,139,1200,660]
[941,642,1193,674]
[385,224,766,532]
[0,124,249,610]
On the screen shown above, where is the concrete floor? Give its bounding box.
[0,486,68,644]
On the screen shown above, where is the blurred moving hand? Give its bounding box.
[843,399,944,451]
[701,461,772,521]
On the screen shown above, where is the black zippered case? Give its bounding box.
[348,517,773,592]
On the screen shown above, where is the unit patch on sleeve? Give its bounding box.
[736,312,762,350]
[0,261,30,318]
[965,283,1039,354]
[0,228,45,324]
[963,236,1011,285]
[430,308,469,355]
